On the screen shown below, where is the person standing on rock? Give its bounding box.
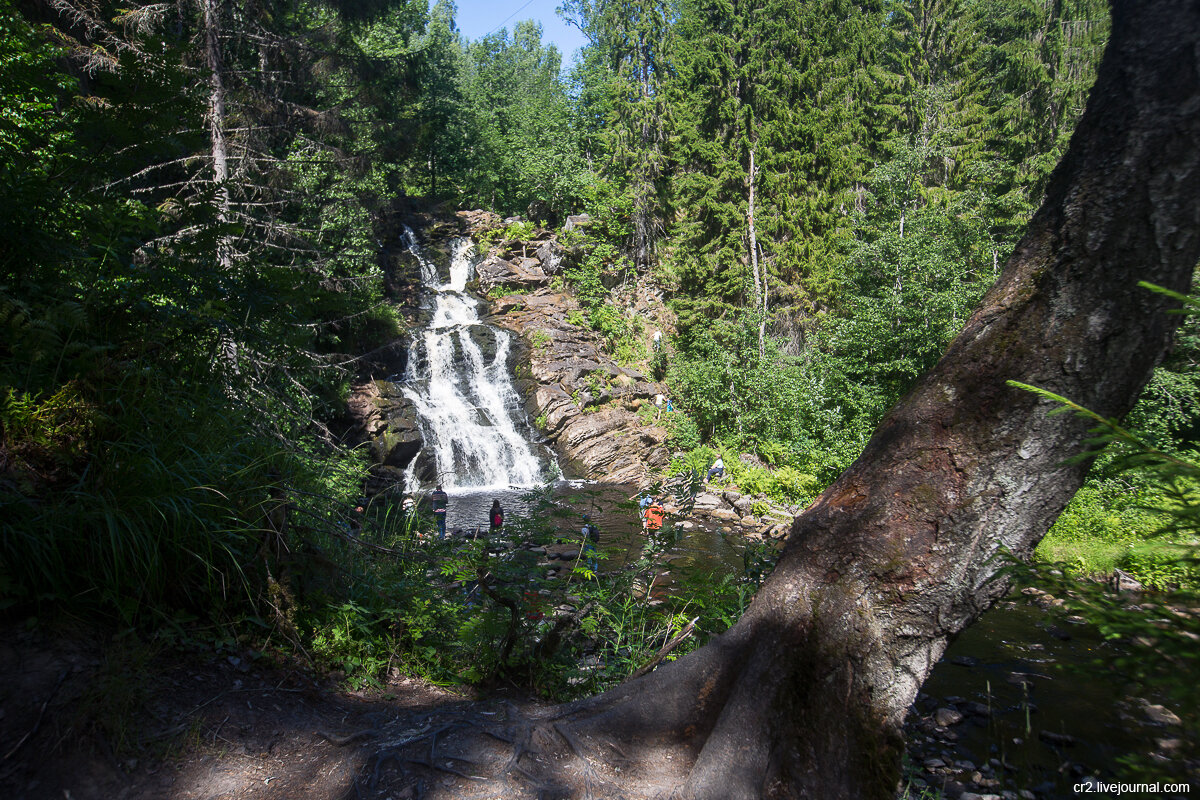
[431,485,448,539]
[581,513,600,572]
[489,499,504,534]
[643,498,665,534]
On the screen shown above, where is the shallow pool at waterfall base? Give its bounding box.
[393,482,745,579]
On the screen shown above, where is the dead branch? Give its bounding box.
[533,599,598,662]
[626,616,698,681]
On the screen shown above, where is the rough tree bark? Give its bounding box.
[549,2,1200,798]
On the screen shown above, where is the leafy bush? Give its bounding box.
[478,219,537,247]
[666,412,702,451]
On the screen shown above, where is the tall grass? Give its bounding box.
[0,364,365,624]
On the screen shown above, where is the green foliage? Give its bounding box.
[724,457,821,505]
[443,21,589,219]
[479,219,538,247]
[310,601,402,689]
[0,0,412,630]
[487,285,526,300]
[664,411,701,451]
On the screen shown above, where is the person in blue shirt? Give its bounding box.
[581,514,600,572]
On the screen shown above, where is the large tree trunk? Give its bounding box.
[558,2,1200,797]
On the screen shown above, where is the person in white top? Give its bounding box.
[706,456,724,482]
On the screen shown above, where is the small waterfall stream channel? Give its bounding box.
[388,227,1192,799]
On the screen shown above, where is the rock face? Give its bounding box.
[370,381,423,470]
[343,209,673,489]
[495,289,669,484]
[465,219,671,485]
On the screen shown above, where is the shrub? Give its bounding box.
[665,414,702,452]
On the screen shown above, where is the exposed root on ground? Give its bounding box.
[355,697,699,800]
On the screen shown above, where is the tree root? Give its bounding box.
[316,727,379,746]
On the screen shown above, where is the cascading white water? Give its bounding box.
[400,228,550,491]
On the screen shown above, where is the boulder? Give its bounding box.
[456,208,501,234]
[1142,701,1183,726]
[934,708,964,727]
[535,240,563,275]
[475,254,549,293]
[563,213,591,232]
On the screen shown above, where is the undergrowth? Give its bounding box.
[294,483,764,698]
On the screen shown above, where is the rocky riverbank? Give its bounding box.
[902,584,1197,799]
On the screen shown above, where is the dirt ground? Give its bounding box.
[1,620,704,800]
[0,622,543,800]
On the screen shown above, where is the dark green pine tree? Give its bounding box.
[666,0,891,338]
[562,0,676,271]
[973,0,1110,212]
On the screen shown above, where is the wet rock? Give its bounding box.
[939,778,967,798]
[964,701,991,717]
[1111,568,1144,593]
[369,393,423,471]
[1038,730,1077,747]
[934,708,964,727]
[1141,701,1182,726]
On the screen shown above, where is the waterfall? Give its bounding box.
[400,227,552,491]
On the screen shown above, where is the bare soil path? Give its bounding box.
[0,623,560,800]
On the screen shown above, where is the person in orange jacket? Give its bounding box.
[642,497,665,533]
